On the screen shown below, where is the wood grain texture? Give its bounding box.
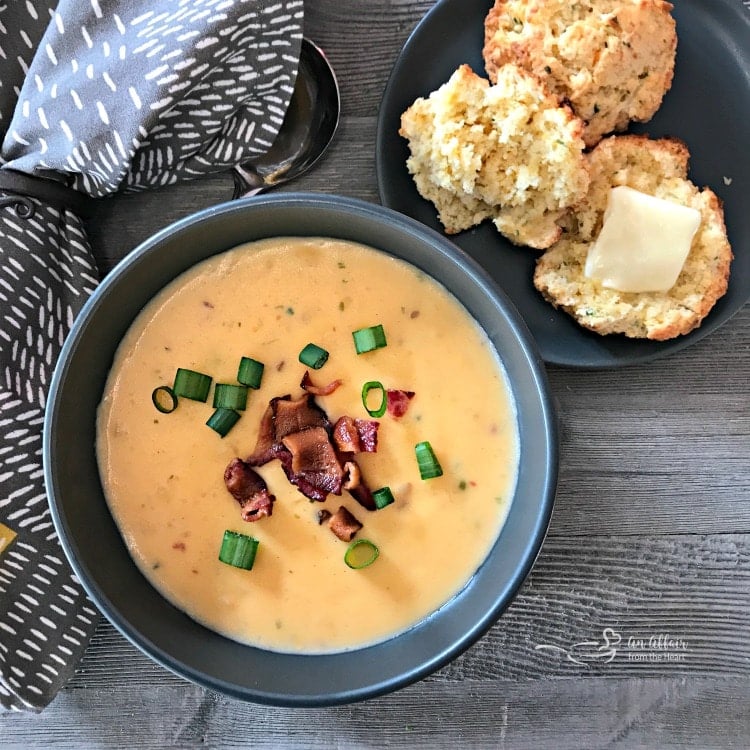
[5,678,750,749]
[2,1,749,747]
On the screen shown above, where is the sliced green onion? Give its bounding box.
[373,486,395,509]
[361,380,387,418]
[344,539,379,569]
[237,356,264,389]
[352,324,387,354]
[151,385,178,413]
[415,441,443,480]
[206,407,241,437]
[173,368,212,402]
[299,342,329,369]
[218,530,259,570]
[213,383,248,411]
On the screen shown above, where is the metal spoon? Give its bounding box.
[232,38,341,199]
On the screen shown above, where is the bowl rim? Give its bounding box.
[44,192,558,705]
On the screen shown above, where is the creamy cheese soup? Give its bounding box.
[97,237,519,653]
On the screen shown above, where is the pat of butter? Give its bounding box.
[584,186,701,293]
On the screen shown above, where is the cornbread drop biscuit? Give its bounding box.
[483,0,677,146]
[399,63,589,249]
[533,135,732,340]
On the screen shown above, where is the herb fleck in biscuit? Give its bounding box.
[399,63,589,249]
[533,135,732,340]
[483,0,677,146]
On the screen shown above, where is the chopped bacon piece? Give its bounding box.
[341,459,376,510]
[328,506,363,542]
[240,390,378,507]
[224,457,265,501]
[287,474,332,501]
[282,427,341,476]
[300,370,342,396]
[278,450,332,502]
[354,419,378,452]
[246,397,286,466]
[273,393,330,440]
[348,481,376,511]
[332,416,359,453]
[247,393,330,466]
[223,458,276,521]
[386,389,415,418]
[342,460,361,491]
[238,492,275,522]
[332,416,379,453]
[343,459,377,510]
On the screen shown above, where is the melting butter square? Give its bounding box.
[584,185,701,293]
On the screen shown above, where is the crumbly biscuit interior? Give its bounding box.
[399,63,589,248]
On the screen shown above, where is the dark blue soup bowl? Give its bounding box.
[44,194,557,705]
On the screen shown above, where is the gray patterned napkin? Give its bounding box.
[0,0,303,712]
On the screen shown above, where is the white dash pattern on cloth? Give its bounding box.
[0,0,303,711]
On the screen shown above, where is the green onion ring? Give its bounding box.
[361,380,387,418]
[151,386,178,414]
[344,539,379,569]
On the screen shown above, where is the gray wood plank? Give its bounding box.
[548,311,750,535]
[4,677,750,749]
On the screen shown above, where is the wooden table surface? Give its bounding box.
[4,2,750,747]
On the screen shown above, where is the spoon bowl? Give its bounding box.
[232,39,340,198]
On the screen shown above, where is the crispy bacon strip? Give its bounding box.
[340,460,375,509]
[348,481,376,511]
[247,393,330,467]
[332,416,379,453]
[223,458,276,521]
[242,390,378,507]
[342,460,361,491]
[282,427,341,476]
[273,392,330,440]
[281,427,345,499]
[277,451,332,501]
[328,506,363,542]
[354,419,378,452]
[300,370,342,396]
[246,397,286,466]
[239,493,275,522]
[386,389,415,418]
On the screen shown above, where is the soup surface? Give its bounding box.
[97,237,519,653]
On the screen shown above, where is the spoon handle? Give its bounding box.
[232,165,267,199]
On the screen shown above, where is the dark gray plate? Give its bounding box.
[376,0,750,368]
